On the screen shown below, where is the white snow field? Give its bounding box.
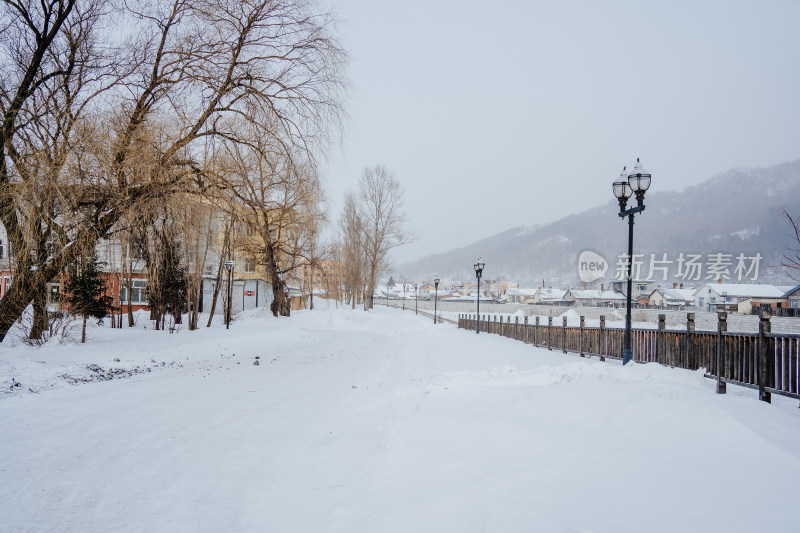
[2,303,800,533]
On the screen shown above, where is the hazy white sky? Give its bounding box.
[322,0,800,265]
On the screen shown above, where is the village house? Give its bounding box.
[506,287,538,304]
[692,282,786,313]
[647,284,696,309]
[529,287,569,305]
[610,279,656,301]
[783,284,800,310]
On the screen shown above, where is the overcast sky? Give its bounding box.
[321,0,800,266]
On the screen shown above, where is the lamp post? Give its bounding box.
[613,158,651,365]
[387,282,390,307]
[474,258,485,334]
[721,290,728,312]
[414,284,418,315]
[433,278,440,324]
[224,260,235,330]
[403,283,407,310]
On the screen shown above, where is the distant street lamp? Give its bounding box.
[224,260,235,330]
[433,278,440,324]
[721,290,728,312]
[474,258,485,334]
[414,284,418,315]
[387,282,390,307]
[613,158,651,365]
[403,283,407,310]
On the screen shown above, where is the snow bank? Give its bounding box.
[2,304,799,532]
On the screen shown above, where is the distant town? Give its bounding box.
[377,277,800,316]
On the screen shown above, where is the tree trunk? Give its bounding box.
[206,253,226,327]
[126,258,135,327]
[265,241,290,317]
[206,224,230,327]
[29,279,49,340]
[81,316,87,343]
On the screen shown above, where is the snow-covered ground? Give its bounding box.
[2,303,800,532]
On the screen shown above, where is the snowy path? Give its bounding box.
[2,306,800,532]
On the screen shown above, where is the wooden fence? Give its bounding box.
[457,311,799,404]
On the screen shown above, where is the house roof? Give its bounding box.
[661,288,696,302]
[537,288,567,299]
[693,283,785,299]
[507,288,538,296]
[781,284,800,298]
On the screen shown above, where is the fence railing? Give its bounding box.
[457,311,799,404]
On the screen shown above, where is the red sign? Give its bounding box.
[245,291,254,296]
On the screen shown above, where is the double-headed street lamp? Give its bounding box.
[474,258,485,334]
[433,278,440,324]
[224,259,235,330]
[613,158,651,365]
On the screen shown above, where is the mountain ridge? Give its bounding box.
[394,158,800,287]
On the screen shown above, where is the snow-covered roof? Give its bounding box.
[660,288,696,302]
[537,288,567,299]
[693,283,785,299]
[507,288,538,296]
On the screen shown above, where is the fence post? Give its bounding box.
[758,309,772,404]
[716,311,727,394]
[506,316,511,338]
[562,316,568,354]
[523,316,528,343]
[686,312,695,369]
[535,316,539,346]
[599,315,606,362]
[547,316,552,350]
[658,314,666,365]
[579,316,585,357]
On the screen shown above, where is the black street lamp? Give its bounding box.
[403,283,407,310]
[433,278,440,324]
[613,158,651,365]
[224,260,235,330]
[387,282,390,307]
[474,258,485,334]
[414,284,418,315]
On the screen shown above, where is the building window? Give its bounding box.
[244,257,255,273]
[120,279,148,305]
[47,283,60,305]
[204,264,214,276]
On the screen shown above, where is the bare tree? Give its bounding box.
[337,191,365,308]
[357,165,411,310]
[211,120,326,317]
